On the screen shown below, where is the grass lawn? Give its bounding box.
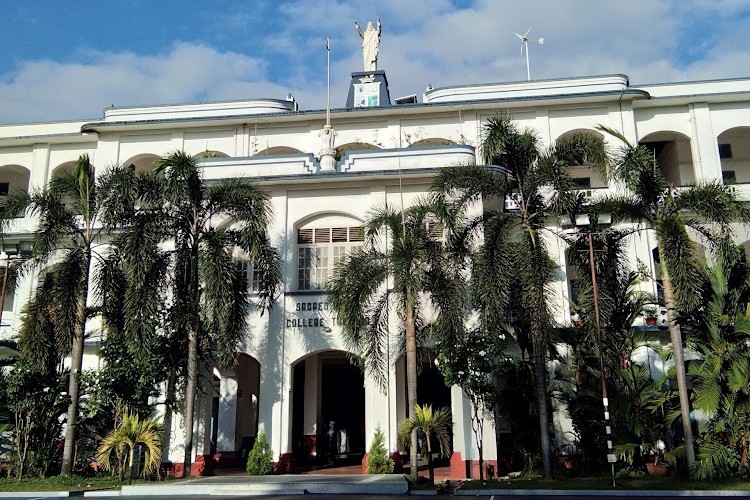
[461,474,750,491]
[0,475,128,492]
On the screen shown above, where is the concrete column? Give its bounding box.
[192,379,214,458]
[171,131,185,151]
[217,368,239,453]
[535,109,551,146]
[449,385,498,479]
[29,143,50,190]
[364,366,390,450]
[303,354,322,455]
[689,102,722,182]
[92,135,121,173]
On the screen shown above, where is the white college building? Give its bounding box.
[0,69,749,478]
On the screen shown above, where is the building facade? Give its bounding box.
[0,73,749,477]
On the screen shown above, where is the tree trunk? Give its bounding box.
[61,249,91,476]
[405,290,419,481]
[161,367,177,460]
[182,324,198,478]
[182,239,201,478]
[533,345,553,478]
[128,446,135,485]
[659,259,696,469]
[427,440,434,484]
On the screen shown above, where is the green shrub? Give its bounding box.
[246,431,274,475]
[366,426,394,474]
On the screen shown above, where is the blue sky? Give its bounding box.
[1,0,748,124]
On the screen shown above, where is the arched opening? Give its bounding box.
[50,160,78,182]
[716,127,750,185]
[0,165,31,198]
[211,353,261,467]
[335,142,379,161]
[556,129,607,192]
[290,350,365,467]
[395,352,453,466]
[408,138,455,147]
[122,154,161,174]
[194,150,230,159]
[638,131,695,187]
[255,146,303,156]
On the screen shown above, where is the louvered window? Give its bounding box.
[297,226,364,290]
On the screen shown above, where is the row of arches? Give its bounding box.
[206,348,451,468]
[555,126,750,188]
[2,125,748,198]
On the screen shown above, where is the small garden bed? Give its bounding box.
[0,475,127,492]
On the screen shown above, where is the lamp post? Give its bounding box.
[572,213,617,488]
[0,241,32,327]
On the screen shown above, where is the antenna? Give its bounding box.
[326,36,331,127]
[515,27,544,81]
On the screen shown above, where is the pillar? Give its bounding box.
[449,386,498,479]
[689,102,722,182]
[303,354,322,456]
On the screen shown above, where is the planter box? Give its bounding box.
[646,462,669,476]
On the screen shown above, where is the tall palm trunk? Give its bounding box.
[61,248,91,475]
[405,290,419,480]
[532,339,553,478]
[525,222,554,478]
[659,257,696,469]
[161,367,177,460]
[182,238,200,478]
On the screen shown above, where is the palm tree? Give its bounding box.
[681,240,750,478]
[398,404,452,483]
[0,154,111,475]
[595,125,750,469]
[150,151,281,477]
[432,114,607,477]
[328,202,462,480]
[96,412,162,484]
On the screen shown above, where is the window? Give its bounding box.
[719,143,733,159]
[238,261,263,292]
[572,177,591,190]
[1,268,15,312]
[297,226,363,290]
[723,170,737,184]
[0,183,9,196]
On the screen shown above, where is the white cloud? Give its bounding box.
[0,0,748,124]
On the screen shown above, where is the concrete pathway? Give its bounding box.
[120,474,408,496]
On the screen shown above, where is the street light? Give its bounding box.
[0,241,32,327]
[571,213,617,488]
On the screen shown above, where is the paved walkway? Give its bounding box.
[120,474,408,496]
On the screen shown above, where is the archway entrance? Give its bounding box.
[291,351,365,467]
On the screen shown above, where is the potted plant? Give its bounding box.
[642,306,658,326]
[644,440,669,476]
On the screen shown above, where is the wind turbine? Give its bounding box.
[516,27,544,81]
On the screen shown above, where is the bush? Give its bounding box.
[366,426,394,474]
[246,431,274,475]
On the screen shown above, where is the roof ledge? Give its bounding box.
[424,74,631,104]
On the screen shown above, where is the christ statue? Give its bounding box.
[354,18,382,72]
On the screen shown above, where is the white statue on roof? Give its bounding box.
[355,18,381,72]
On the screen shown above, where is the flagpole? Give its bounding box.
[326,36,331,127]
